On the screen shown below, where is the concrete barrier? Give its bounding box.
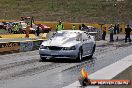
[20,41,33,52]
[0,42,20,53]
[32,40,44,50]
[0,39,45,54]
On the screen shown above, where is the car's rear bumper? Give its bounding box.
[39,49,78,59]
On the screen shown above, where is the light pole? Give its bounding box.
[114,3,118,24]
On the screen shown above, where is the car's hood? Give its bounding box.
[42,36,79,47]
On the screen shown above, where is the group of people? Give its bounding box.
[6,20,131,43]
[102,24,132,43]
[56,21,96,32]
[56,21,79,31]
[56,21,132,43]
[6,22,23,34]
[102,24,121,42]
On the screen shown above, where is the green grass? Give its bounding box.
[0,0,132,23]
[0,29,8,34]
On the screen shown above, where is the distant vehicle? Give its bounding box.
[18,21,36,34]
[81,26,97,33]
[81,26,98,40]
[39,30,96,62]
[0,22,5,29]
[36,24,51,33]
[0,22,8,29]
[20,16,51,33]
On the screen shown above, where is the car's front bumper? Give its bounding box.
[39,49,78,59]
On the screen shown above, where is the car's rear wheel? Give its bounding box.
[76,47,83,62]
[89,44,96,58]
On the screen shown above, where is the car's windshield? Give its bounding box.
[55,32,66,36]
[54,31,79,38]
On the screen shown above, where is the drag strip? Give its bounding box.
[0,42,132,88]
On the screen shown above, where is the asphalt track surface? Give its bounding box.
[0,41,132,88]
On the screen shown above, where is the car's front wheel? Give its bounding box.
[40,56,46,62]
[76,47,83,62]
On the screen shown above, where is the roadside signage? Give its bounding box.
[0,42,20,53]
[79,68,131,86]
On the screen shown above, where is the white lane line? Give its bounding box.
[63,54,132,88]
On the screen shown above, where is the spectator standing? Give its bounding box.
[117,24,120,34]
[36,26,40,36]
[81,24,88,31]
[79,25,81,30]
[108,24,114,42]
[25,25,30,38]
[114,24,117,34]
[12,24,16,34]
[56,21,64,31]
[120,27,122,33]
[72,25,76,30]
[125,24,132,43]
[102,26,107,40]
[15,24,19,34]
[116,24,120,41]
[6,23,12,33]
[19,22,23,34]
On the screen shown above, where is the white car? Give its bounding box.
[39,30,96,62]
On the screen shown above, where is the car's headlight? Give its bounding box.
[63,46,76,50]
[40,45,48,49]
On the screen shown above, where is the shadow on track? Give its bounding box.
[39,56,96,63]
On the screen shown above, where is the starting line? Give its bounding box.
[63,54,132,88]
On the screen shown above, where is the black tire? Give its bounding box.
[76,47,83,62]
[40,57,46,62]
[92,44,96,54]
[89,44,96,58]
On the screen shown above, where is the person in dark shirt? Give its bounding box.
[81,24,88,31]
[125,24,132,43]
[114,24,117,34]
[102,26,107,40]
[79,25,81,30]
[108,24,114,42]
[117,24,120,34]
[36,26,40,36]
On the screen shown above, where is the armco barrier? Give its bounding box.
[0,39,45,54]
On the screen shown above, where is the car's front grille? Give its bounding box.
[48,46,62,50]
